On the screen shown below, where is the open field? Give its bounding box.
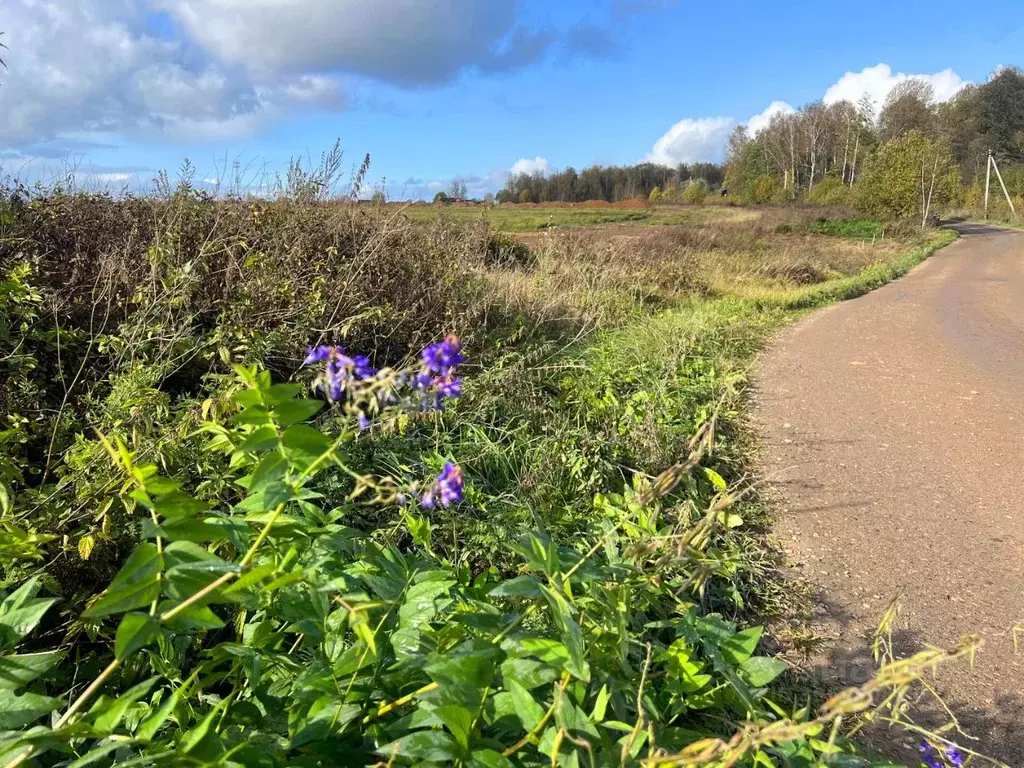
[398,201,759,231]
[0,192,955,766]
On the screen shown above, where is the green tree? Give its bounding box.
[648,185,662,202]
[856,130,959,222]
[746,175,776,204]
[518,188,532,204]
[681,179,708,204]
[432,191,451,205]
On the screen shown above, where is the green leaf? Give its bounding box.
[590,684,610,722]
[489,574,543,599]
[236,425,279,455]
[721,626,763,666]
[378,731,463,763]
[0,577,43,613]
[704,467,727,491]
[68,740,132,768]
[0,597,58,651]
[85,543,163,618]
[114,613,160,659]
[162,541,239,603]
[93,677,159,734]
[399,578,454,630]
[0,652,63,690]
[136,687,181,742]
[150,491,211,520]
[291,701,360,749]
[157,601,225,631]
[508,680,546,731]
[741,656,788,687]
[274,399,324,427]
[433,704,474,748]
[0,691,63,729]
[425,642,498,688]
[281,424,333,472]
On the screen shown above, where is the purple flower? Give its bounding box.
[945,747,965,768]
[357,413,371,432]
[353,355,376,378]
[919,742,943,768]
[421,335,464,374]
[303,345,332,365]
[304,345,376,401]
[421,463,463,509]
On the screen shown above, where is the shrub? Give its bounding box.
[681,179,709,205]
[649,185,662,202]
[485,231,536,269]
[807,175,849,205]
[746,175,776,204]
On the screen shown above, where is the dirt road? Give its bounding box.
[753,224,1024,763]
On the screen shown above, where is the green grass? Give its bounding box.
[397,203,753,231]
[806,218,885,239]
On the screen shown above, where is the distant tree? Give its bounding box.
[496,190,512,204]
[976,66,1024,164]
[879,79,936,142]
[681,179,708,204]
[448,178,468,200]
[648,186,662,202]
[806,174,849,204]
[747,175,776,204]
[483,192,495,205]
[517,189,532,204]
[371,189,387,204]
[433,191,451,205]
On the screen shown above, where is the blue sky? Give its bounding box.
[2,0,1022,199]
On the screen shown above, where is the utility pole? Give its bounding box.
[984,150,992,220]
[990,152,1017,219]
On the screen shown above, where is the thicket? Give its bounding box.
[0,184,972,766]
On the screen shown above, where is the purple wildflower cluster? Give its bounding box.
[304,345,376,401]
[415,335,464,410]
[303,337,467,509]
[421,463,464,509]
[920,741,965,768]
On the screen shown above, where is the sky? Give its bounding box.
[1,0,1023,200]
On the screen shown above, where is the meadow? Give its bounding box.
[0,186,958,767]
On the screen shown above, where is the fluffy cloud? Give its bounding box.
[645,117,734,165]
[154,0,551,86]
[823,63,968,113]
[510,157,550,176]
[747,101,795,135]
[0,0,345,149]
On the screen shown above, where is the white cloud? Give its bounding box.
[645,117,734,166]
[154,0,553,86]
[510,157,550,176]
[823,63,968,114]
[0,0,346,149]
[747,100,795,135]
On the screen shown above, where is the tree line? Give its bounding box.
[495,67,1024,222]
[725,66,1024,219]
[498,162,725,204]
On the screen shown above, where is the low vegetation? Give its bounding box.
[0,177,966,766]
